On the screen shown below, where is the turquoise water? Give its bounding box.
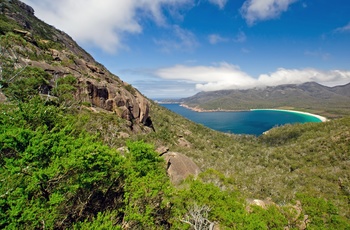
[161,104,321,136]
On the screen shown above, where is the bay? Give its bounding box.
[160,103,322,136]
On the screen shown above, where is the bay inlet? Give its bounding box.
[160,103,324,136]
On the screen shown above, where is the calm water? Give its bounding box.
[161,103,321,136]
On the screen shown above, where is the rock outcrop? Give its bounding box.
[246,198,310,230]
[162,152,200,185]
[0,0,152,131]
[85,80,150,126]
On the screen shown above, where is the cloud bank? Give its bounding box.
[22,0,192,53]
[241,0,297,25]
[155,63,350,91]
[133,79,198,98]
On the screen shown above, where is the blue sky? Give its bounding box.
[22,0,350,98]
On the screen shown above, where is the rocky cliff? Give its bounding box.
[0,0,152,131]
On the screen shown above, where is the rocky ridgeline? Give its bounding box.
[0,0,152,131]
[1,0,202,183]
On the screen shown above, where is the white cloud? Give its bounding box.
[241,48,251,53]
[155,63,350,91]
[208,0,228,9]
[208,34,228,44]
[154,25,199,52]
[208,31,246,45]
[22,0,191,53]
[133,79,197,98]
[257,68,350,86]
[334,22,350,33]
[241,0,297,25]
[234,31,247,43]
[304,50,331,61]
[156,63,256,91]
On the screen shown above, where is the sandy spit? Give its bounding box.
[251,109,328,122]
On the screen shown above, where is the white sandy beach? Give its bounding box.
[251,109,328,122]
[180,104,328,122]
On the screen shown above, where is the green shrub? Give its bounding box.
[296,194,350,229]
[52,75,78,104]
[124,84,136,95]
[2,67,51,102]
[0,15,19,35]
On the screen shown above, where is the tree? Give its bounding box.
[0,104,126,228]
[2,66,51,102]
[52,74,78,106]
[181,204,215,230]
[122,141,173,229]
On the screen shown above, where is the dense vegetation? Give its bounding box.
[1,97,349,230]
[1,74,349,229]
[1,1,349,228]
[144,102,350,217]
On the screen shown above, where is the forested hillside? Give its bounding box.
[0,1,349,229]
[181,82,350,118]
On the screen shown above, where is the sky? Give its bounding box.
[22,0,350,99]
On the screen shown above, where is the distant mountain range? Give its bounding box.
[180,82,350,117]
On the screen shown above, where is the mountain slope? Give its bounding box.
[181,82,350,117]
[330,82,350,97]
[0,0,152,132]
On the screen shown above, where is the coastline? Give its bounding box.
[180,104,328,122]
[180,104,246,112]
[250,109,328,122]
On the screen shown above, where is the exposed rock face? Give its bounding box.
[156,146,169,155]
[246,198,274,210]
[246,199,309,230]
[162,152,200,185]
[17,1,35,15]
[85,80,150,126]
[178,137,192,148]
[0,0,152,131]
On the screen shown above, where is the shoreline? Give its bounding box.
[180,104,247,112]
[180,104,328,122]
[250,109,328,122]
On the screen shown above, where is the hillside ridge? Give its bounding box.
[180,81,350,117]
[0,0,152,132]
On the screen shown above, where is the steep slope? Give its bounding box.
[0,0,152,131]
[330,82,350,97]
[181,82,350,116]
